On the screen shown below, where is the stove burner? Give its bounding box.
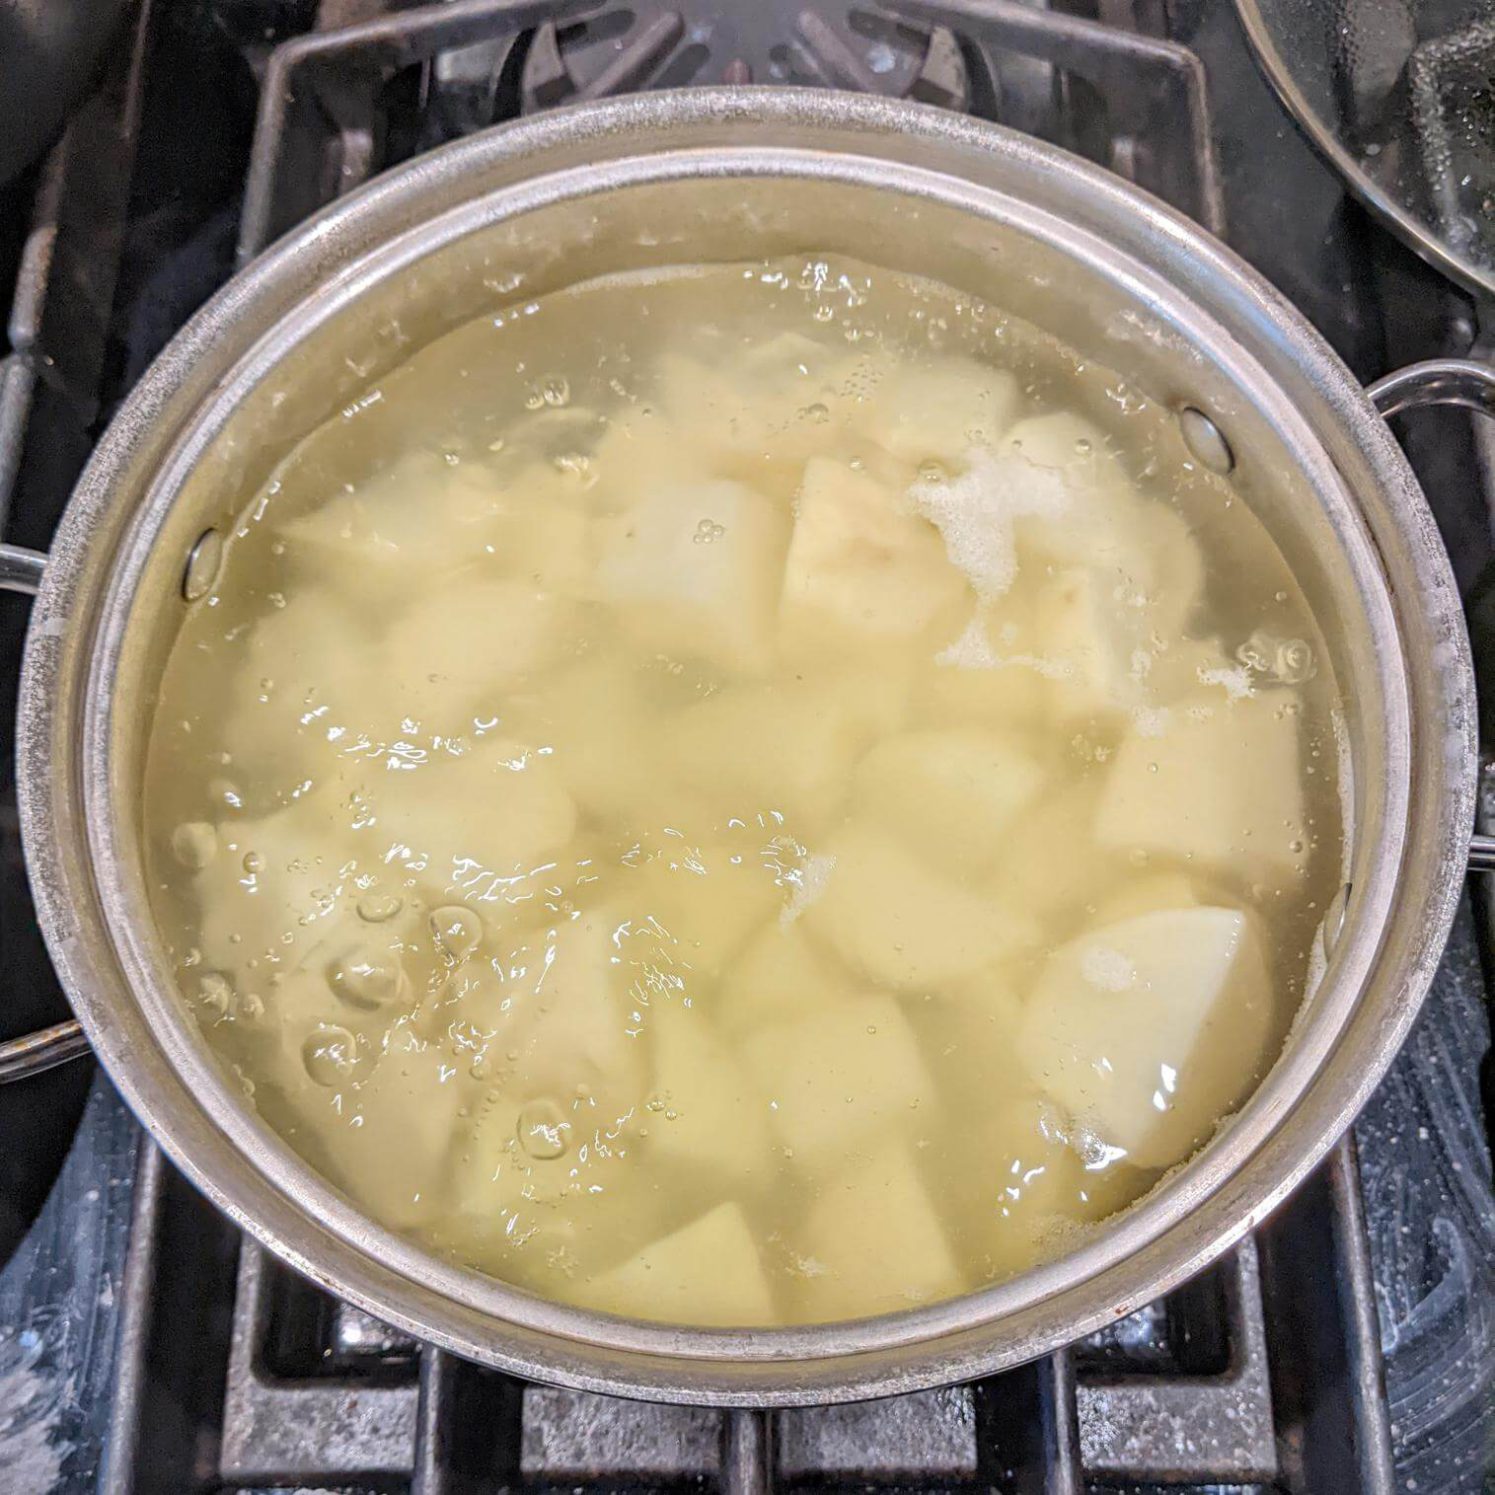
[519,4,965,106]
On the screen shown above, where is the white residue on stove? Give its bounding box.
[0,1352,72,1494]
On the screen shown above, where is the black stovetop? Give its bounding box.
[0,4,1491,1492]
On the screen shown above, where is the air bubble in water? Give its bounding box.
[357,892,404,923]
[171,821,217,869]
[692,518,726,545]
[517,1097,568,1160]
[303,1025,359,1087]
[431,905,483,961]
[541,375,571,407]
[328,951,408,1009]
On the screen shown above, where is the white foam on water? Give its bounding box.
[907,450,1072,600]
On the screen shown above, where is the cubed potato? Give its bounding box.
[468,910,653,1127]
[991,778,1125,930]
[852,728,1046,874]
[932,1090,1137,1281]
[378,579,571,730]
[718,922,857,1035]
[664,675,899,830]
[857,359,1022,467]
[1091,870,1207,925]
[582,1201,778,1326]
[1003,413,1204,639]
[790,1141,963,1321]
[323,1024,471,1228]
[617,833,788,976]
[645,998,773,1183]
[594,478,790,673]
[215,589,386,794]
[487,475,594,590]
[805,823,1038,990]
[780,458,969,644]
[185,795,368,973]
[1096,690,1308,887]
[361,739,577,880]
[281,452,509,599]
[743,993,934,1169]
[1029,565,1157,722]
[918,600,1050,731]
[1018,907,1275,1168]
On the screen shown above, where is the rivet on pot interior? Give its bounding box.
[1179,406,1235,475]
[182,528,224,601]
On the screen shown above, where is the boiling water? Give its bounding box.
[144,255,1342,1327]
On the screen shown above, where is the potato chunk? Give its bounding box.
[1018,907,1275,1168]
[646,998,773,1183]
[326,1025,470,1229]
[594,478,790,672]
[857,360,1022,467]
[585,1202,777,1326]
[743,994,933,1169]
[1097,690,1308,887]
[852,728,1045,874]
[280,451,509,600]
[665,675,897,829]
[806,823,1037,989]
[780,458,968,644]
[790,1141,963,1321]
[719,922,857,1035]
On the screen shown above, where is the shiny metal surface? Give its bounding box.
[0,1019,90,1083]
[1233,0,1495,300]
[0,543,46,596]
[9,90,1476,1402]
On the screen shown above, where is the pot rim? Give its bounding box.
[16,87,1474,1404]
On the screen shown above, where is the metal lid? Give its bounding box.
[1234,0,1495,300]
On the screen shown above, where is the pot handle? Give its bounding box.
[1366,359,1495,872]
[0,541,91,1081]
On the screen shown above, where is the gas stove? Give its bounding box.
[0,3,1491,1492]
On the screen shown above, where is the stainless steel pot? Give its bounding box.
[0,89,1487,1404]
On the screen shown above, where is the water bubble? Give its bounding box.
[1274,638,1315,684]
[327,950,408,1009]
[356,892,403,923]
[801,402,829,423]
[242,851,264,874]
[517,1098,568,1160]
[171,821,217,870]
[692,518,726,545]
[303,1025,359,1087]
[431,906,483,961]
[523,384,545,411]
[917,459,948,484]
[541,375,571,407]
[198,972,234,1017]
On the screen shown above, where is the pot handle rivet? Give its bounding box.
[1178,406,1235,474]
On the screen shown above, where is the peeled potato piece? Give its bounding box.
[719,922,857,1035]
[665,675,900,830]
[378,580,571,730]
[807,823,1038,989]
[1097,690,1308,888]
[583,1201,777,1326]
[1017,907,1275,1169]
[326,1024,471,1230]
[594,478,790,673]
[791,1141,963,1321]
[279,452,510,597]
[852,728,1046,874]
[743,993,933,1170]
[361,740,577,881]
[645,997,773,1184]
[856,360,1023,468]
[780,457,969,645]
